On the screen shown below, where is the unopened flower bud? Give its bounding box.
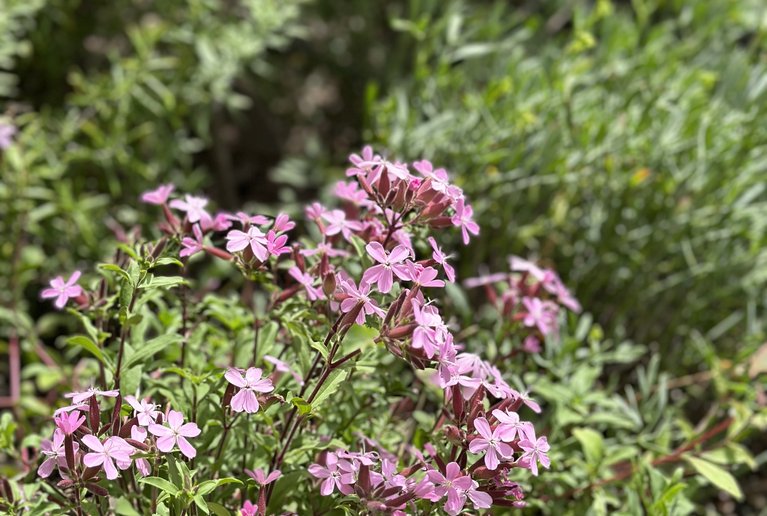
[387,323,416,339]
[204,246,234,261]
[427,215,454,228]
[88,395,100,432]
[378,169,391,198]
[443,425,463,446]
[82,465,101,481]
[85,483,109,497]
[126,438,150,451]
[322,272,336,297]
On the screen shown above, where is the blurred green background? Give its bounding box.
[1,0,766,513]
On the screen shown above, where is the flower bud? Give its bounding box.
[378,169,391,198]
[64,435,76,473]
[126,438,150,451]
[82,465,101,481]
[85,483,109,497]
[322,272,336,297]
[88,395,100,432]
[222,383,235,410]
[57,479,75,489]
[119,417,138,439]
[443,425,463,446]
[204,246,234,261]
[387,323,416,339]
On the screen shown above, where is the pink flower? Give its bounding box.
[517,390,542,413]
[334,181,369,205]
[411,300,448,358]
[518,432,551,476]
[82,435,133,480]
[180,224,204,258]
[338,276,386,324]
[361,242,410,294]
[227,212,270,226]
[41,271,83,309]
[426,462,473,516]
[346,145,379,177]
[272,213,295,233]
[38,430,77,478]
[288,266,324,301]
[492,409,534,442]
[0,122,17,150]
[64,387,119,405]
[508,256,548,282]
[226,226,269,261]
[121,426,151,476]
[464,272,508,289]
[140,184,175,205]
[266,230,290,257]
[125,395,160,426]
[170,195,212,226]
[202,212,232,232]
[428,237,455,282]
[148,410,201,459]
[245,468,282,486]
[464,480,493,512]
[305,202,328,221]
[521,297,558,335]
[400,262,445,289]
[308,452,356,496]
[225,367,275,413]
[450,198,479,245]
[412,160,462,200]
[240,501,257,516]
[300,242,349,258]
[468,417,513,470]
[264,355,304,386]
[321,210,363,242]
[54,411,86,435]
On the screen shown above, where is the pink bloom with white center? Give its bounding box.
[240,500,257,516]
[224,367,275,413]
[400,262,445,289]
[426,462,473,516]
[288,266,324,301]
[469,417,513,470]
[125,395,160,426]
[439,366,483,400]
[380,459,407,489]
[361,242,409,294]
[82,435,133,480]
[169,195,212,226]
[264,354,304,386]
[140,184,175,205]
[428,237,455,282]
[64,387,119,405]
[450,198,480,245]
[521,297,558,335]
[245,468,282,486]
[308,452,356,496]
[41,271,83,309]
[226,226,269,261]
[54,411,85,436]
[508,256,548,282]
[180,224,204,258]
[148,410,201,459]
[321,210,363,242]
[265,230,290,257]
[338,276,386,324]
[53,402,88,416]
[411,300,448,358]
[517,390,542,413]
[38,429,77,478]
[492,409,534,442]
[518,432,551,476]
[272,213,295,233]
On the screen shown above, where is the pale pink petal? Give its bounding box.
[81,434,104,452]
[473,417,493,439]
[177,436,196,459]
[178,423,201,438]
[225,369,247,388]
[103,457,119,480]
[148,424,173,437]
[155,435,176,453]
[83,453,105,468]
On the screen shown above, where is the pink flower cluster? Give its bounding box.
[308,445,529,515]
[465,255,581,353]
[38,388,200,484]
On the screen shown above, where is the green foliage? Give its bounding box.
[367,0,767,359]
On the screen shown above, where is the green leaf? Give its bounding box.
[123,334,181,370]
[311,369,348,410]
[684,456,743,500]
[572,427,605,466]
[99,263,131,283]
[114,497,142,516]
[140,275,187,289]
[291,397,312,416]
[66,335,113,371]
[194,494,209,514]
[152,257,184,268]
[207,502,231,516]
[196,478,242,496]
[139,476,180,496]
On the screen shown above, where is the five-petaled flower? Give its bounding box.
[518,431,551,476]
[38,429,77,478]
[308,452,356,496]
[64,387,119,405]
[450,198,479,245]
[170,195,212,226]
[125,395,160,426]
[41,271,83,309]
[288,266,324,301]
[140,184,175,205]
[54,411,86,435]
[226,226,269,261]
[361,242,410,294]
[82,435,133,480]
[148,410,201,459]
[468,417,513,470]
[224,367,275,413]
